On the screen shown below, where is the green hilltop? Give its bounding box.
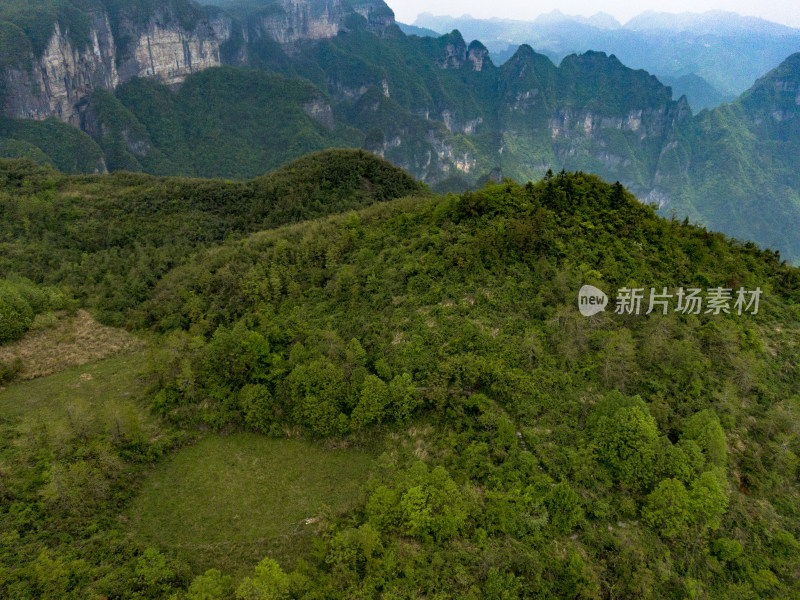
[0,149,425,327]
[0,151,799,598]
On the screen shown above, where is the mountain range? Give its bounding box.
[413,10,800,110]
[0,0,799,262]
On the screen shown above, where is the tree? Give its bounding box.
[642,479,691,538]
[134,548,175,598]
[187,569,234,600]
[689,470,728,531]
[597,329,637,391]
[544,481,584,535]
[388,373,418,422]
[32,550,71,600]
[652,436,694,483]
[202,325,270,391]
[484,567,522,600]
[681,410,728,468]
[240,384,275,433]
[325,524,383,575]
[712,538,743,562]
[0,283,34,342]
[365,485,402,532]
[286,358,347,436]
[400,465,467,542]
[590,393,659,491]
[236,558,289,600]
[351,374,389,429]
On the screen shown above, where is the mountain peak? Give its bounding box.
[498,44,557,83]
[560,50,622,69]
[748,52,800,94]
[425,31,492,71]
[769,52,800,78]
[508,44,548,63]
[347,0,396,30]
[467,40,492,71]
[557,51,675,113]
[737,52,800,122]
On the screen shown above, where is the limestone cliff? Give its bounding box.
[241,0,394,53]
[431,32,492,71]
[0,2,233,126]
[0,0,395,125]
[116,10,233,86]
[1,10,119,126]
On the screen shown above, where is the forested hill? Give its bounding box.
[1,1,800,262]
[0,149,425,327]
[1,152,800,597]
[140,171,800,598]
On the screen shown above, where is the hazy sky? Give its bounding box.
[389,0,800,29]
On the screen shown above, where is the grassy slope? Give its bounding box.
[0,347,194,600]
[0,326,373,594]
[0,350,149,421]
[127,434,374,575]
[0,310,144,380]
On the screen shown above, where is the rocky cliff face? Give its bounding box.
[252,0,343,46]
[0,0,396,125]
[1,3,233,126]
[118,13,233,85]
[1,10,119,126]
[486,48,695,199]
[432,33,492,71]
[244,0,394,53]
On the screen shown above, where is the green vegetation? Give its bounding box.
[127,434,374,575]
[659,54,800,264]
[1,0,800,262]
[104,68,363,178]
[0,20,33,68]
[0,117,106,174]
[0,0,205,60]
[0,0,94,57]
[0,275,71,344]
[1,151,799,598]
[0,138,51,164]
[0,151,424,324]
[132,171,798,598]
[0,351,193,600]
[2,0,799,262]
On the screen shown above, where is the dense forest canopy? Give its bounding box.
[0,150,799,598]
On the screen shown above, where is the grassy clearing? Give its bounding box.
[0,351,160,456]
[125,434,375,575]
[0,350,150,420]
[0,309,145,382]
